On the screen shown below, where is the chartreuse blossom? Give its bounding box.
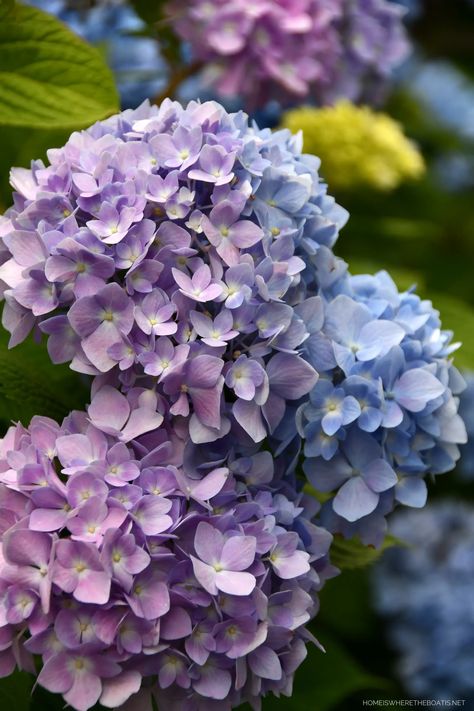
[281,102,425,190]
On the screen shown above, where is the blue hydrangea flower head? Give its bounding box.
[373,502,474,702]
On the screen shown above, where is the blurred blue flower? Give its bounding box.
[407,60,474,141]
[27,0,166,107]
[372,502,474,702]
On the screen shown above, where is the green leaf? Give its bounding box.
[0,670,33,711]
[261,632,389,711]
[0,330,88,427]
[0,4,119,129]
[330,534,403,571]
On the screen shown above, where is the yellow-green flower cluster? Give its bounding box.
[281,102,425,191]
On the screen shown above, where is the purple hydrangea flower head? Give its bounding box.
[169,0,410,106]
[1,98,349,449]
[0,404,334,709]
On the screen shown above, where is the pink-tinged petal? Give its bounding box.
[0,649,16,678]
[249,647,282,681]
[233,399,266,442]
[100,671,142,709]
[127,579,170,620]
[182,467,228,501]
[38,654,73,693]
[119,407,164,443]
[193,667,232,701]
[171,267,193,292]
[272,550,310,579]
[193,666,232,701]
[187,355,223,388]
[88,386,130,434]
[220,536,256,572]
[160,607,192,640]
[3,229,45,265]
[199,283,224,301]
[132,497,172,536]
[215,570,256,596]
[55,433,94,467]
[93,608,123,645]
[64,670,102,711]
[216,239,240,267]
[188,413,231,444]
[74,570,111,605]
[267,353,318,399]
[194,522,224,564]
[82,321,122,372]
[190,385,222,429]
[29,508,68,532]
[333,476,379,523]
[125,547,151,575]
[229,220,263,248]
[3,529,51,566]
[190,556,218,596]
[53,563,78,593]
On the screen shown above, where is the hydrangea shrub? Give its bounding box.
[0,99,466,709]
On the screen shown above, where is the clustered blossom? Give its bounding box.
[169,0,410,106]
[0,407,334,710]
[297,268,467,545]
[281,102,425,191]
[372,502,474,701]
[0,98,467,706]
[0,98,466,544]
[0,98,346,450]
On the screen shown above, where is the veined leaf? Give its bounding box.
[0,4,119,129]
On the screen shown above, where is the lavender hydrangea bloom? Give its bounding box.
[0,98,348,448]
[372,503,474,702]
[298,268,467,543]
[0,405,335,710]
[170,0,410,106]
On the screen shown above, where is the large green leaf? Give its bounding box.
[0,3,119,129]
[0,330,88,427]
[330,534,403,571]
